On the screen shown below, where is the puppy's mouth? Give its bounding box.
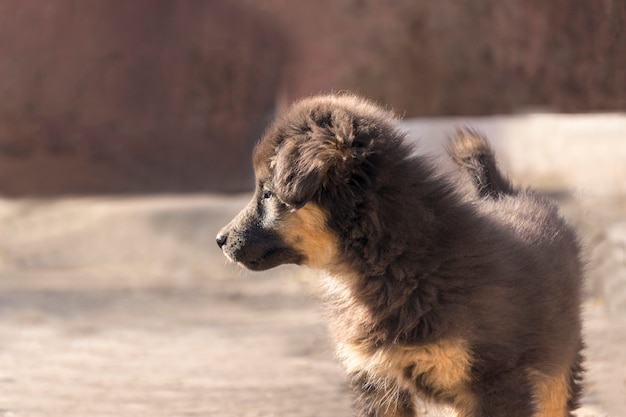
[223,245,303,271]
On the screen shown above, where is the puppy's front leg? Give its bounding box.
[349,373,416,417]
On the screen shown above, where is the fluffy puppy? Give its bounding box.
[216,94,584,417]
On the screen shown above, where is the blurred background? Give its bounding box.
[0,0,624,195]
[0,1,625,417]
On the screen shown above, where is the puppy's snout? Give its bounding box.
[216,232,228,249]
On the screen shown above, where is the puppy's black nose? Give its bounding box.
[216,232,228,249]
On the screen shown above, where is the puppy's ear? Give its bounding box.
[273,139,323,209]
[273,128,353,209]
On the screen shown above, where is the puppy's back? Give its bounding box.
[448,130,585,411]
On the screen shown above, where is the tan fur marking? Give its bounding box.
[403,340,472,390]
[279,203,339,269]
[528,369,570,417]
[339,338,474,409]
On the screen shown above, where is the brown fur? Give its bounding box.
[217,94,584,416]
[447,128,517,198]
[528,369,571,417]
[278,203,339,269]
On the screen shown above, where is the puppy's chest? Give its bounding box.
[338,338,472,396]
[322,275,472,396]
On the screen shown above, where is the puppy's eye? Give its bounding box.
[262,189,274,200]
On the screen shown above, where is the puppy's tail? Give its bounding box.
[448,128,517,198]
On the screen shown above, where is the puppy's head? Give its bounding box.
[216,94,400,271]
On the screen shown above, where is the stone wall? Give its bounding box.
[0,0,286,194]
[0,0,623,194]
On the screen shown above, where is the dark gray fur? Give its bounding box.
[217,94,584,416]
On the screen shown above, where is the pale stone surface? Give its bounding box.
[0,114,625,416]
[0,191,623,417]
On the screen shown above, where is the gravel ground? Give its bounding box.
[0,191,623,417]
[0,110,624,417]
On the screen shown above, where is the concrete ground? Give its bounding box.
[0,115,624,416]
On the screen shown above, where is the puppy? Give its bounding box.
[216,94,584,417]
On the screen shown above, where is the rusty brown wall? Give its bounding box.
[0,0,623,195]
[338,0,626,116]
[0,0,286,195]
[243,0,625,116]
